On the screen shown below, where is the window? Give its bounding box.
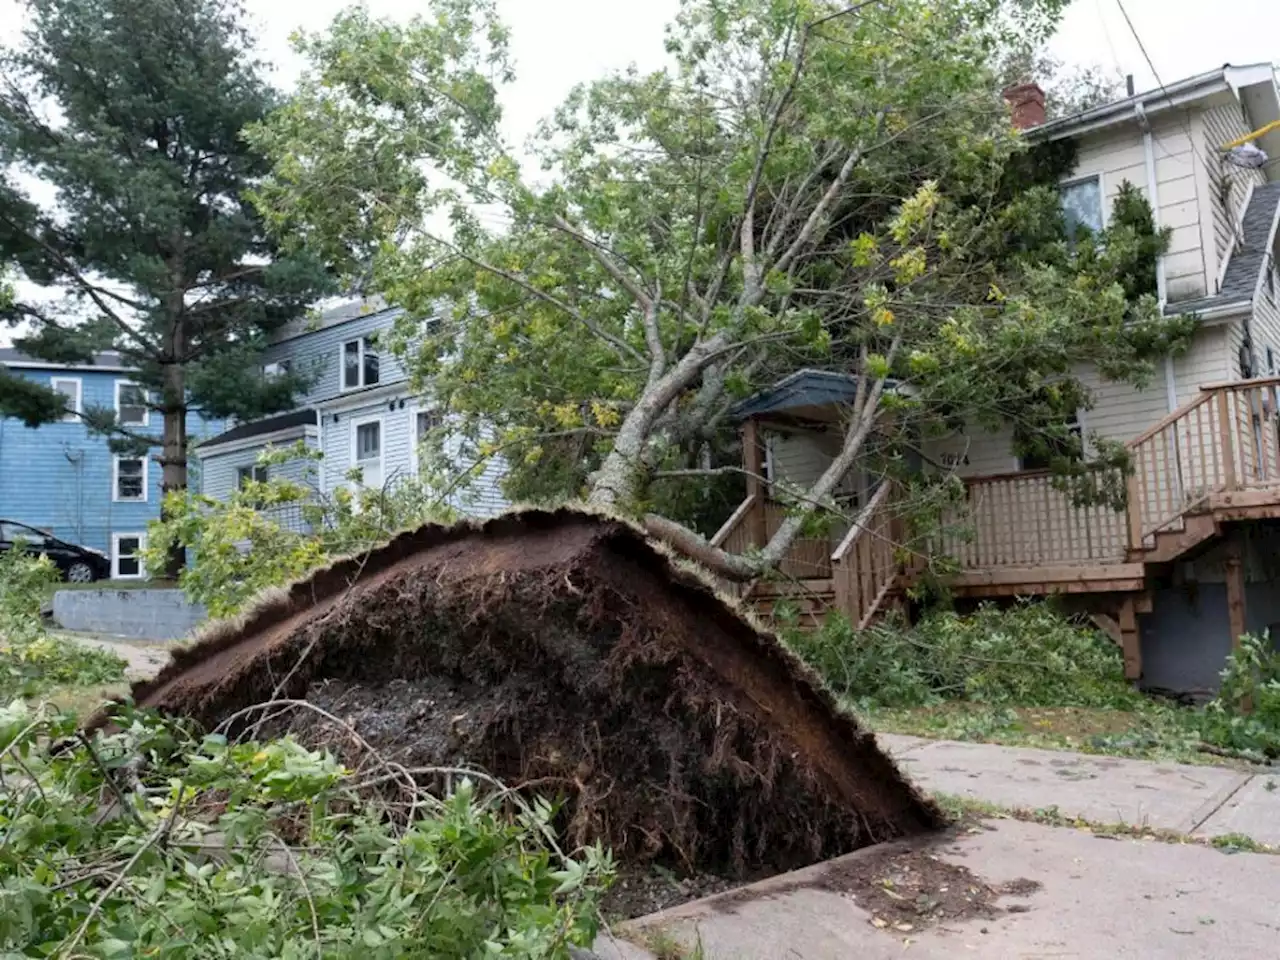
[351,417,383,488]
[416,409,443,441]
[51,377,82,422]
[342,337,380,390]
[115,381,149,426]
[263,359,291,378]
[236,464,269,489]
[113,456,147,502]
[111,533,146,579]
[1060,176,1104,240]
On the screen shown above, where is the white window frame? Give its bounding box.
[51,377,82,422]
[112,455,148,503]
[349,414,384,489]
[114,379,149,427]
[1059,172,1107,238]
[111,532,147,580]
[409,402,444,477]
[263,359,291,379]
[236,464,269,488]
[340,337,381,392]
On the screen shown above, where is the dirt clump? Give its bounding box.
[91,508,942,877]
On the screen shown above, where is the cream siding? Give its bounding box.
[922,424,1018,479]
[1201,100,1268,273]
[1252,281,1280,373]
[765,429,830,489]
[1069,114,1211,303]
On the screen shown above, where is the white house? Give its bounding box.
[196,301,507,522]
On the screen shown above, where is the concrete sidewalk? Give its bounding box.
[601,818,1280,959]
[598,735,1280,959]
[879,733,1279,845]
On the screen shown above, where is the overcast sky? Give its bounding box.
[1,0,1278,343]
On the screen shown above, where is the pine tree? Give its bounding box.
[0,0,332,575]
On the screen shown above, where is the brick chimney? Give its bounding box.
[1004,82,1046,131]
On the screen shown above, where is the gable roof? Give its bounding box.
[1169,181,1280,317]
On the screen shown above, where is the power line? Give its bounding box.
[1114,0,1209,169]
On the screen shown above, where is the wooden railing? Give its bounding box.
[831,483,901,628]
[710,377,1280,606]
[1126,377,1280,546]
[938,471,1128,568]
[709,494,833,579]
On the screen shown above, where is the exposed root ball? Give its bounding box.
[92,508,942,874]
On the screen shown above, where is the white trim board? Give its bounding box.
[111,454,149,503]
[110,531,148,580]
[348,413,385,489]
[114,379,150,427]
[196,424,319,459]
[50,376,82,422]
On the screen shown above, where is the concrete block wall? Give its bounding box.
[52,589,207,641]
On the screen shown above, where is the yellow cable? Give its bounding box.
[1221,118,1280,151]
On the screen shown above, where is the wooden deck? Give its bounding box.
[716,377,1280,635]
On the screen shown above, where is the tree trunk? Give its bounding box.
[633,378,888,584]
[159,340,188,579]
[587,332,732,508]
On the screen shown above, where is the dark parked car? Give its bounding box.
[0,520,111,583]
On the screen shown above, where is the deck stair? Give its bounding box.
[712,376,1280,667]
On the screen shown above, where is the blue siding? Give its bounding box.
[200,435,321,504]
[199,302,509,521]
[0,366,225,559]
[264,307,410,406]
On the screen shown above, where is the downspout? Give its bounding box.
[1136,101,1178,413]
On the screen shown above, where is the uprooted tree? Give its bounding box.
[249,0,1194,581]
[0,0,332,575]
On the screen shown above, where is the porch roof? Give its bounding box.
[731,369,866,421]
[197,408,318,451]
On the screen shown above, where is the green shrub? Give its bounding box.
[785,601,1138,710]
[1199,633,1280,758]
[148,443,455,618]
[0,549,125,699]
[0,703,611,957]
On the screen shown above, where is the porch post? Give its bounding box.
[742,418,768,548]
[1224,535,1247,651]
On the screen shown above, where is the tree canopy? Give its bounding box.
[250,0,1193,576]
[0,0,333,570]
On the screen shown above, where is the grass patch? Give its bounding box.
[932,793,1277,855]
[863,701,1234,767]
[783,602,1280,767]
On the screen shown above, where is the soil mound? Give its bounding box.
[94,508,942,874]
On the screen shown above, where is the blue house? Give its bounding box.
[0,348,225,579]
[196,301,508,520]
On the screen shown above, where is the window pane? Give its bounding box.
[1061,178,1103,238]
[117,459,144,499]
[116,535,142,577]
[363,337,380,386]
[118,383,147,425]
[356,422,380,460]
[54,380,79,418]
[343,341,361,389]
[416,410,442,441]
[236,465,268,489]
